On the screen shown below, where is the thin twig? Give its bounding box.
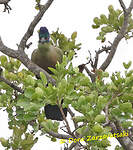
[68,107,78,129]
[68,127,89,150]
[26,42,32,49]
[119,0,126,12]
[47,131,72,139]
[58,101,74,137]
[0,0,11,13]
[72,123,86,134]
[94,46,111,70]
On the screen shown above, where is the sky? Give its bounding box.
[0,0,133,149]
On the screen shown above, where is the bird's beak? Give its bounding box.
[40,37,46,44]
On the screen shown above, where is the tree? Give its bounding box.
[0,0,133,149]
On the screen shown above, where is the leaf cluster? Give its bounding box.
[92,5,133,42]
[50,28,81,57]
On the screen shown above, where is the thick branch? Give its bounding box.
[0,38,19,58]
[100,0,133,71]
[84,66,96,82]
[0,0,9,3]
[110,121,133,150]
[47,131,72,139]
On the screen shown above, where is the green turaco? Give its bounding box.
[31,27,67,121]
[31,27,63,74]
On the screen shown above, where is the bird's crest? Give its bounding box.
[38,27,50,43]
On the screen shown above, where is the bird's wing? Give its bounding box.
[31,49,39,63]
[50,45,63,63]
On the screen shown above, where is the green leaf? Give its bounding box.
[93,17,101,25]
[71,32,77,40]
[0,55,8,67]
[111,108,121,116]
[51,137,57,142]
[40,72,47,85]
[48,67,58,75]
[119,14,124,27]
[119,102,133,113]
[95,114,105,123]
[25,75,36,86]
[108,5,114,13]
[122,121,132,129]
[17,99,30,111]
[36,0,40,3]
[24,87,35,98]
[23,113,36,121]
[123,61,132,69]
[35,87,44,97]
[41,121,50,132]
[29,103,43,111]
[92,24,100,29]
[100,14,108,24]
[0,138,9,147]
[101,26,114,33]
[93,124,104,133]
[74,116,87,123]
[78,95,86,106]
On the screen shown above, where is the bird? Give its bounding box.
[31,27,63,74]
[31,27,67,121]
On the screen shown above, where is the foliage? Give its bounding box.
[1,51,133,149]
[50,28,81,57]
[92,5,133,42]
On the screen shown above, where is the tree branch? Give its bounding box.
[94,46,111,70]
[58,102,74,137]
[68,107,78,130]
[18,0,54,51]
[79,45,111,82]
[0,76,24,94]
[100,0,133,71]
[119,0,126,12]
[0,0,11,13]
[84,66,96,82]
[0,0,9,3]
[68,142,78,150]
[110,121,133,150]
[68,126,89,150]
[47,131,72,139]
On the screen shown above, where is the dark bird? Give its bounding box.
[31,27,67,121]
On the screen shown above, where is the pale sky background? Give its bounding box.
[0,0,133,149]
